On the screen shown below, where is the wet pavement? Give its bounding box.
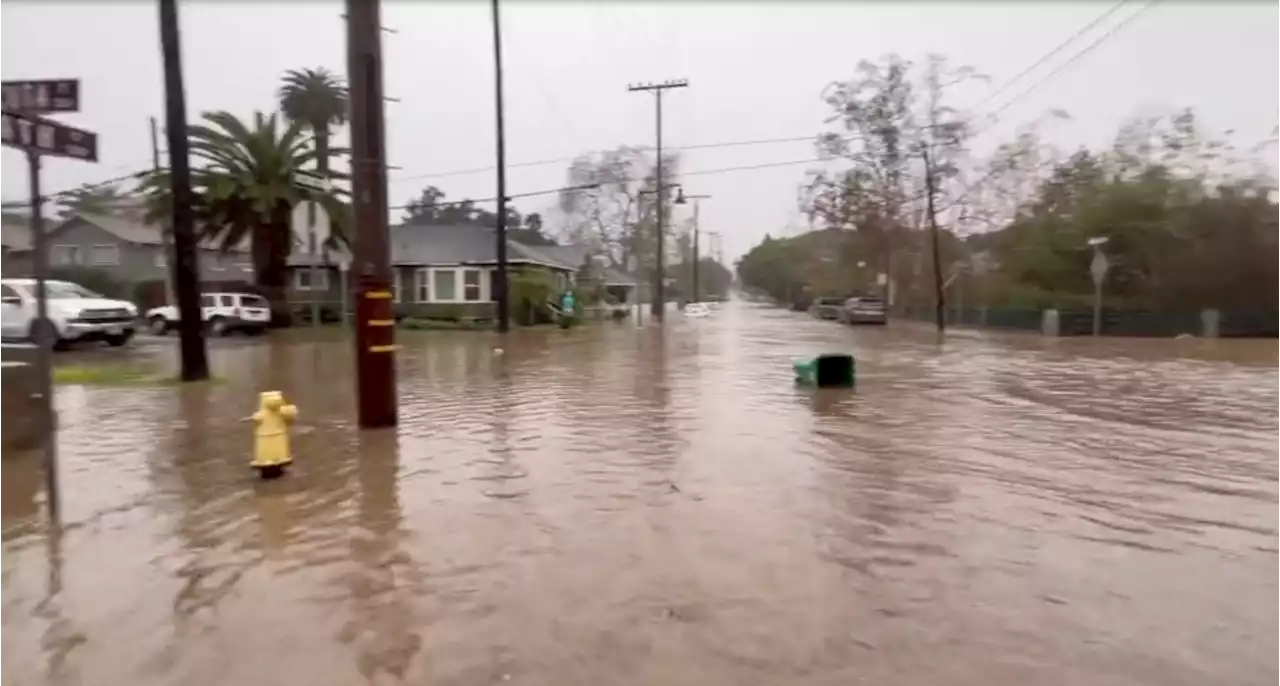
[3,302,1277,686]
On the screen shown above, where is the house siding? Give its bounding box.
[39,217,251,284]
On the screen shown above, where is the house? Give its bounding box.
[1,211,251,286]
[285,223,639,318]
[2,212,33,276]
[532,244,638,303]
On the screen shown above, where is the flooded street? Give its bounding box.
[3,302,1277,686]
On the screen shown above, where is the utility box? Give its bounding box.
[794,353,856,388]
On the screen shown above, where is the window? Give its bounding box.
[154,250,167,268]
[414,268,430,303]
[89,244,120,266]
[432,268,457,301]
[489,270,499,302]
[463,269,482,302]
[218,294,235,308]
[293,268,328,291]
[51,245,82,266]
[200,295,216,308]
[1,284,21,304]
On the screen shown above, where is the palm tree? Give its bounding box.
[138,110,349,317]
[56,183,136,219]
[277,67,349,177]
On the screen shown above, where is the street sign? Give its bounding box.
[291,201,331,252]
[1,79,79,114]
[294,170,331,193]
[1090,251,1109,287]
[1,111,98,162]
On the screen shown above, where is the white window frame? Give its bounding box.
[392,269,402,303]
[431,267,458,302]
[462,268,483,302]
[414,268,430,303]
[293,268,329,291]
[51,244,82,266]
[88,244,120,266]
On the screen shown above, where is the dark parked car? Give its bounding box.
[841,296,887,325]
[809,297,845,320]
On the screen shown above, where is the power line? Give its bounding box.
[0,167,151,209]
[968,0,1132,114]
[985,1,1156,120]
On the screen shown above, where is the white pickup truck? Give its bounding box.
[145,291,271,336]
[0,278,138,349]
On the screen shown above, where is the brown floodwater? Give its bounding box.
[3,302,1277,686]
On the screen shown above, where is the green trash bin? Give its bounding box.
[793,353,855,388]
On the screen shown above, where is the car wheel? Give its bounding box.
[28,318,67,351]
[149,316,170,335]
[208,316,229,336]
[106,332,133,347]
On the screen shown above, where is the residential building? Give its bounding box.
[285,223,637,318]
[1,212,251,288]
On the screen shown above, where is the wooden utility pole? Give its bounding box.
[491,0,511,332]
[158,0,209,381]
[346,0,398,428]
[921,148,946,336]
[628,79,687,322]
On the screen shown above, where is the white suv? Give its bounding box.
[146,292,271,336]
[0,278,138,349]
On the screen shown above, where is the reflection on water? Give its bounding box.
[3,303,1277,685]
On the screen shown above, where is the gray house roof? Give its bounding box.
[284,225,637,287]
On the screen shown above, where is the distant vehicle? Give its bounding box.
[841,296,887,325]
[0,278,138,349]
[146,292,271,336]
[683,302,713,318]
[808,297,845,320]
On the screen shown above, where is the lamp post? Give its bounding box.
[679,191,710,303]
[1087,236,1110,337]
[638,183,682,318]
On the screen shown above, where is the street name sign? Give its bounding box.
[1,111,98,162]
[1,79,80,114]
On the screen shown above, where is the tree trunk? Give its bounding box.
[254,207,294,326]
[314,125,330,176]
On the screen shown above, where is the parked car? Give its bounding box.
[0,278,138,349]
[809,296,845,320]
[841,296,888,325]
[146,292,271,336]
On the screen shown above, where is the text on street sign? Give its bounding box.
[1,79,80,114]
[1,112,98,162]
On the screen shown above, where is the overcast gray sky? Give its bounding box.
[3,1,1276,260]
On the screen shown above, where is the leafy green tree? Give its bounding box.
[138,110,349,313]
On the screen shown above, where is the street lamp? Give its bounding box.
[678,189,711,302]
[1087,236,1110,336]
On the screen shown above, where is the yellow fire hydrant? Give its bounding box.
[251,390,297,479]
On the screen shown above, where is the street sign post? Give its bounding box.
[2,77,96,526]
[1,79,80,114]
[1089,242,1111,337]
[291,198,332,329]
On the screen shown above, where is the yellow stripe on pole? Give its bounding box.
[368,319,395,327]
[367,345,399,353]
[365,291,392,299]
